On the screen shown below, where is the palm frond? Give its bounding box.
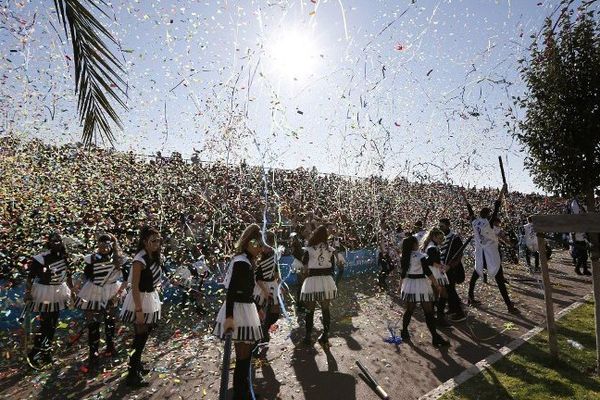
[54,0,127,146]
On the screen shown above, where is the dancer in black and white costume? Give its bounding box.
[290,230,307,316]
[399,235,449,347]
[438,218,467,322]
[214,224,264,400]
[75,233,128,370]
[461,185,519,314]
[300,225,338,345]
[25,232,75,369]
[120,226,163,387]
[253,231,281,346]
[421,228,451,328]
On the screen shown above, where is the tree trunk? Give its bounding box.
[585,187,600,376]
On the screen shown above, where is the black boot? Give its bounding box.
[303,311,314,344]
[26,348,42,370]
[232,357,251,400]
[400,329,410,341]
[437,297,450,328]
[125,364,148,387]
[126,332,150,387]
[401,309,413,341]
[104,315,116,356]
[88,320,101,360]
[426,312,450,348]
[318,309,331,345]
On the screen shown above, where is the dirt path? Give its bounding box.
[0,251,593,400]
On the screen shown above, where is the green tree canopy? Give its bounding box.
[517,4,600,198]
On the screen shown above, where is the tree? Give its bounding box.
[54,0,127,145]
[516,2,600,373]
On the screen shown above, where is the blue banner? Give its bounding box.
[1,248,379,329]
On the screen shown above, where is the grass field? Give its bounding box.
[441,301,600,400]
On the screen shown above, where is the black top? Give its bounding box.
[84,252,129,285]
[29,251,71,285]
[225,257,256,318]
[255,253,277,282]
[426,246,441,264]
[399,254,433,279]
[440,232,464,272]
[133,250,162,293]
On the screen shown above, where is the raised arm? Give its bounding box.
[460,190,475,221]
[492,183,508,222]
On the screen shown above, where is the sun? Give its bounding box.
[267,28,319,80]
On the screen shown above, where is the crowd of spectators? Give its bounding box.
[0,135,565,282]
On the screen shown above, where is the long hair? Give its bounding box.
[46,231,67,257]
[97,232,124,268]
[136,225,161,260]
[307,225,328,247]
[420,228,444,252]
[400,236,418,273]
[234,224,262,257]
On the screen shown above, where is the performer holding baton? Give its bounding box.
[461,184,519,314]
[213,224,264,400]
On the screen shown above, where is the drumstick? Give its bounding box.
[355,360,390,399]
[218,332,233,400]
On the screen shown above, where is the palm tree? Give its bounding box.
[54,0,127,145]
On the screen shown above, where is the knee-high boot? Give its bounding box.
[401,309,413,340]
[304,311,314,343]
[319,308,331,343]
[425,312,449,347]
[232,357,251,400]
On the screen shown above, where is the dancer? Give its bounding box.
[329,235,346,285]
[421,228,451,328]
[25,232,75,369]
[438,218,466,322]
[290,229,306,316]
[120,226,163,387]
[214,224,264,400]
[75,233,128,371]
[253,231,281,348]
[571,232,591,276]
[522,217,540,272]
[399,236,449,347]
[300,225,338,346]
[461,185,519,314]
[567,196,591,276]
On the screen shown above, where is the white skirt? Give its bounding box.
[253,281,280,307]
[430,266,450,286]
[75,281,120,311]
[120,290,161,324]
[300,274,337,302]
[401,277,435,303]
[26,282,71,313]
[213,302,263,343]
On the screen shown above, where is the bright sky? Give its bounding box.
[1,0,594,193]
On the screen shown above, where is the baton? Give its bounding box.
[498,156,507,186]
[219,332,233,400]
[355,360,390,399]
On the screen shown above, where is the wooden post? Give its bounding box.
[538,233,558,359]
[585,188,600,376]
